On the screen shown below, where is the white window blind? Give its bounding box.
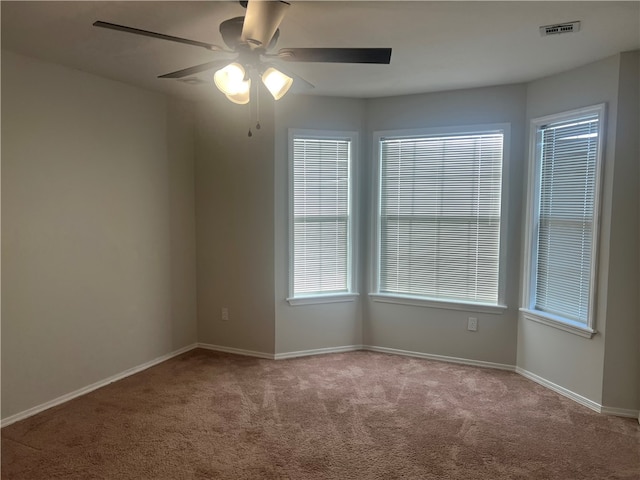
[378,131,504,304]
[292,137,351,296]
[534,114,600,324]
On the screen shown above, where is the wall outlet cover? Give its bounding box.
[467,317,478,331]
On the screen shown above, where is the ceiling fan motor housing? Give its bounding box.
[219,16,279,51]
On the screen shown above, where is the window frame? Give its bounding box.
[520,104,606,338]
[287,129,359,306]
[370,124,511,313]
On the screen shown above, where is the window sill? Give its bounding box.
[287,293,359,306]
[519,308,596,339]
[369,293,507,314]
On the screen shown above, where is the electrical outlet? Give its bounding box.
[221,307,229,322]
[467,317,478,332]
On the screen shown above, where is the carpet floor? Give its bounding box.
[2,349,639,479]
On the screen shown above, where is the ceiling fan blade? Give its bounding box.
[288,71,315,92]
[93,21,226,52]
[158,60,234,79]
[276,48,392,64]
[241,1,290,49]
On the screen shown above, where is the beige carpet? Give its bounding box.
[2,349,639,479]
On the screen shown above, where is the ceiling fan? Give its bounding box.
[93,0,392,105]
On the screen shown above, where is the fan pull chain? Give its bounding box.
[247,92,253,137]
[247,79,261,137]
[255,85,261,131]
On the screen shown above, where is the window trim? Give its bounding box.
[370,123,511,309]
[287,129,359,305]
[521,104,606,338]
[288,293,359,306]
[369,293,507,314]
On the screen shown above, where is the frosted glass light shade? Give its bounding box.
[262,67,293,100]
[225,78,251,104]
[214,63,247,95]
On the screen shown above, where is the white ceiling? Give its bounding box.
[2,1,639,101]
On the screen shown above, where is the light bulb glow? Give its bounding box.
[262,67,293,100]
[214,63,247,95]
[225,78,251,104]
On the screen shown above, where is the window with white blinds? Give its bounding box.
[525,105,604,330]
[376,128,505,305]
[290,133,354,298]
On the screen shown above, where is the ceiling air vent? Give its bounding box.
[540,21,580,36]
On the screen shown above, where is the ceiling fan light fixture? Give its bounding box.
[214,62,247,95]
[94,1,392,111]
[262,67,293,100]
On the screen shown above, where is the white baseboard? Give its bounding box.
[5,342,636,427]
[515,367,601,413]
[1,343,198,428]
[363,345,517,372]
[197,343,274,360]
[199,343,363,360]
[274,345,363,360]
[599,406,640,419]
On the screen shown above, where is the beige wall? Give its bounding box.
[166,99,199,350]
[1,51,197,419]
[273,95,366,354]
[363,85,527,366]
[194,94,276,354]
[517,54,621,405]
[601,51,640,410]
